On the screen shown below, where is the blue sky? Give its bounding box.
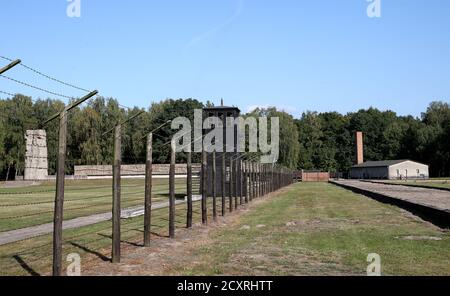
[1,0,449,117]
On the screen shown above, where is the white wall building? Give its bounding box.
[350,160,429,180]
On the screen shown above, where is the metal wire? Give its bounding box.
[0,74,77,100]
[0,90,15,97]
[0,55,90,93]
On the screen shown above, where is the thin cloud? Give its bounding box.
[185,0,244,49]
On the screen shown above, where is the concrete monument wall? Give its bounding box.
[24,130,48,180]
[74,164,201,177]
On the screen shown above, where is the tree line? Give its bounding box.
[0,94,449,179]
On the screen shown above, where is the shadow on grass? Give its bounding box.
[131,228,170,238]
[68,241,111,262]
[159,193,186,200]
[13,255,41,276]
[97,233,144,247]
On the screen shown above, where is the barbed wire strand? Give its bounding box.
[0,90,15,97]
[0,74,77,100]
[0,55,90,93]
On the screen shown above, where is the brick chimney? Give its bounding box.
[356,131,364,165]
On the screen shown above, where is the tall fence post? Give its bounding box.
[244,160,250,204]
[52,110,67,276]
[257,162,260,197]
[186,150,193,228]
[265,164,268,195]
[261,163,264,196]
[221,152,226,216]
[253,161,257,199]
[239,158,243,205]
[278,167,281,189]
[212,150,217,221]
[270,164,274,193]
[234,157,238,210]
[44,90,98,275]
[169,139,176,238]
[251,161,255,201]
[263,164,266,196]
[144,132,153,247]
[262,164,265,196]
[112,124,122,263]
[201,147,208,224]
[259,163,262,196]
[229,156,233,212]
[257,162,260,198]
[270,163,275,192]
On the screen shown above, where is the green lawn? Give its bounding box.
[386,180,450,190]
[0,197,215,276]
[1,182,448,276]
[169,183,450,276]
[0,178,190,232]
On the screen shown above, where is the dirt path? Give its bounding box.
[0,200,185,246]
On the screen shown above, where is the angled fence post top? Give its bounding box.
[0,59,21,75]
[43,90,99,126]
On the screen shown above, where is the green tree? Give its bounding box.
[249,107,300,169]
[2,95,37,178]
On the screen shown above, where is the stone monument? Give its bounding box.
[24,130,48,180]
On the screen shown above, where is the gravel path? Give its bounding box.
[333,180,450,211]
[0,199,186,246]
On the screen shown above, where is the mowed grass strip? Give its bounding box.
[386,180,450,190]
[0,178,188,232]
[171,183,450,276]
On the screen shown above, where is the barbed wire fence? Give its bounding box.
[0,55,296,276]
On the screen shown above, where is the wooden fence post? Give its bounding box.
[257,162,260,198]
[169,139,176,238]
[45,91,98,275]
[258,162,261,197]
[212,150,217,221]
[251,162,255,201]
[253,161,257,199]
[144,132,153,247]
[52,110,67,276]
[186,150,193,228]
[239,159,243,205]
[271,165,274,193]
[112,124,122,263]
[264,164,267,196]
[229,156,233,212]
[261,163,264,196]
[201,147,207,224]
[221,152,226,216]
[244,161,250,203]
[259,163,262,196]
[262,164,265,196]
[234,156,239,210]
[265,164,268,195]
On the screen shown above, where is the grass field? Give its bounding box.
[1,182,449,276]
[385,180,450,190]
[0,178,190,232]
[0,196,215,276]
[165,183,450,276]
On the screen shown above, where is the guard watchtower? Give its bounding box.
[203,100,241,196]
